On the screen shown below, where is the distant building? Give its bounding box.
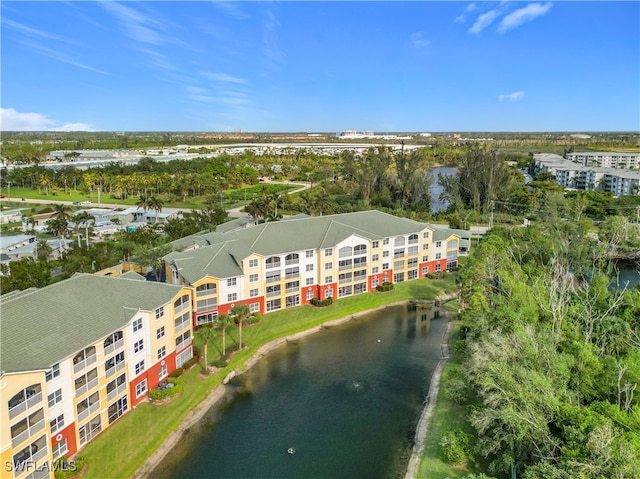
[566,151,640,169]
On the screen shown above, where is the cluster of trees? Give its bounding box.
[443,213,640,478]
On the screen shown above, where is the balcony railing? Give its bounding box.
[175,318,190,332]
[73,354,97,374]
[107,382,128,402]
[75,377,99,398]
[11,419,45,448]
[174,302,189,314]
[8,392,42,421]
[285,272,299,280]
[266,290,281,298]
[266,275,280,283]
[77,401,101,424]
[104,338,124,356]
[105,361,125,379]
[176,336,192,352]
[285,258,299,266]
[285,286,299,294]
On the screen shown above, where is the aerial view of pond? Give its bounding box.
[430,166,456,213]
[152,304,447,479]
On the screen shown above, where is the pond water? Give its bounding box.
[430,166,456,213]
[152,304,447,479]
[611,261,640,290]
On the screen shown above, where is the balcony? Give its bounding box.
[104,338,124,357]
[77,401,101,424]
[11,418,45,448]
[75,377,99,398]
[175,317,190,332]
[284,272,299,280]
[266,290,281,298]
[8,392,42,421]
[107,382,128,402]
[105,361,125,379]
[266,275,281,284]
[14,447,50,478]
[73,353,97,374]
[174,302,189,314]
[176,336,193,352]
[285,286,299,294]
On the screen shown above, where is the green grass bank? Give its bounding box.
[78,276,458,479]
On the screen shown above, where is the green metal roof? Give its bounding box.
[1,274,185,374]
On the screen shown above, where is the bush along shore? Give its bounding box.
[74,277,458,479]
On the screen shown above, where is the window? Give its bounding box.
[394,237,405,246]
[394,248,405,258]
[447,239,458,249]
[408,258,418,267]
[435,253,442,260]
[136,380,147,398]
[325,288,333,298]
[250,288,259,297]
[285,253,299,265]
[134,339,144,353]
[423,231,430,239]
[382,263,389,270]
[372,241,379,248]
[266,298,282,312]
[383,250,389,257]
[394,272,405,283]
[383,238,389,245]
[372,254,379,262]
[372,266,379,274]
[250,302,260,313]
[339,246,352,258]
[408,270,418,280]
[435,264,442,272]
[408,234,419,244]
[305,277,314,286]
[354,244,367,255]
[306,264,314,272]
[132,318,143,332]
[157,346,166,360]
[423,243,429,250]
[250,273,259,282]
[108,397,128,425]
[50,414,64,433]
[306,250,314,258]
[372,278,379,288]
[52,438,68,460]
[422,266,429,275]
[48,389,62,408]
[422,255,429,262]
[228,293,237,302]
[135,360,145,375]
[155,306,164,320]
[325,276,333,284]
[46,364,60,382]
[227,278,237,287]
[306,290,314,300]
[196,283,217,295]
[249,259,258,268]
[325,262,333,270]
[266,256,281,269]
[174,294,190,312]
[435,241,442,248]
[158,364,168,380]
[325,248,333,256]
[156,326,165,339]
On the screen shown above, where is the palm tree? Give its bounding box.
[136,195,151,223]
[195,325,216,373]
[147,196,164,224]
[73,211,94,247]
[35,239,53,261]
[230,304,251,350]
[218,314,233,357]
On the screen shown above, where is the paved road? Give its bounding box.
[0,197,115,209]
[227,180,312,218]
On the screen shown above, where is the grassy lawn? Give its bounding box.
[79,276,457,479]
[417,308,477,479]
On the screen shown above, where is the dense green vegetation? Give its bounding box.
[429,214,640,478]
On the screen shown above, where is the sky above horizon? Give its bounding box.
[1,1,639,133]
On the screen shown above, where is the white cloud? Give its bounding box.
[498,91,525,102]
[101,2,164,45]
[498,2,553,32]
[204,72,248,84]
[411,32,430,48]
[469,9,501,34]
[1,108,94,131]
[455,3,478,23]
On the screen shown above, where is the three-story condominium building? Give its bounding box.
[163,210,465,326]
[0,273,193,479]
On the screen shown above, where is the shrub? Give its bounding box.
[149,377,183,401]
[169,367,183,378]
[376,282,394,292]
[181,355,200,371]
[439,430,472,465]
[213,358,228,368]
[54,455,86,479]
[310,297,333,307]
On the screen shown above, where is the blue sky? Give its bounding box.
[1,1,638,132]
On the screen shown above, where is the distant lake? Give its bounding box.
[430,166,456,213]
[152,305,447,479]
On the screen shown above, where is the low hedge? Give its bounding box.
[376,282,394,292]
[149,377,183,401]
[310,297,333,307]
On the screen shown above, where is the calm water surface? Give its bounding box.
[152,304,447,479]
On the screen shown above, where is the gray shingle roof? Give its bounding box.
[1,274,185,374]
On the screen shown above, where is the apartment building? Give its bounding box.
[566,151,640,169]
[164,210,463,326]
[534,154,640,195]
[0,273,193,479]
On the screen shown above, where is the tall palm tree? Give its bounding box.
[136,195,151,223]
[73,211,94,247]
[195,325,216,373]
[147,196,164,224]
[35,239,53,261]
[230,304,250,350]
[218,314,233,357]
